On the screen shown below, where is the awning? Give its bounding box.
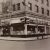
[10,18,21,24]
[1,19,10,25]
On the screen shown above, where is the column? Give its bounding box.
[49,26,50,34]
[45,25,47,34]
[35,27,38,34]
[24,24,27,35]
[48,26,50,37]
[10,26,13,35]
[35,27,39,39]
[0,28,3,36]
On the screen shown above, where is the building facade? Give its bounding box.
[0,0,50,37]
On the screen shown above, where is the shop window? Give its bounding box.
[13,26,24,31]
[27,25,36,34]
[13,24,24,31]
[38,26,44,33]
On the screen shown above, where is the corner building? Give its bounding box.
[1,0,50,37]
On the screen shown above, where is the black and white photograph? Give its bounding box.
[0,0,50,50]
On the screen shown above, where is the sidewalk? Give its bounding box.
[0,37,38,41]
[0,36,49,41]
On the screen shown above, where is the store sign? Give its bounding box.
[20,17,48,25]
[20,18,37,24]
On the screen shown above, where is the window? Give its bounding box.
[41,8,44,14]
[35,5,39,13]
[35,0,38,2]
[46,0,49,6]
[17,3,20,10]
[41,0,44,4]
[28,2,32,10]
[2,6,8,13]
[13,24,24,31]
[47,10,49,16]
[27,25,36,34]
[13,4,16,11]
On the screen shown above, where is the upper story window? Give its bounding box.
[47,10,49,16]
[41,8,44,14]
[46,0,49,6]
[17,3,20,10]
[13,3,20,11]
[35,0,38,2]
[41,0,44,4]
[35,5,39,13]
[2,3,9,13]
[28,2,32,10]
[13,4,16,11]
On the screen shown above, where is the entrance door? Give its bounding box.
[2,25,10,36]
[27,25,36,35]
[38,26,44,34]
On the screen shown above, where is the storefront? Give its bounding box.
[24,24,46,35]
[0,17,50,37]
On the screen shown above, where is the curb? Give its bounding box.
[0,37,38,41]
[0,36,49,41]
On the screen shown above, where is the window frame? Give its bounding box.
[28,2,32,10]
[41,8,44,14]
[46,0,49,6]
[35,5,39,13]
[13,4,16,11]
[17,3,20,10]
[41,0,44,4]
[47,10,49,16]
[35,0,38,2]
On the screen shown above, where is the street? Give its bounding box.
[0,38,50,50]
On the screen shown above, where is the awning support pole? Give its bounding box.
[45,25,46,34]
[24,24,27,35]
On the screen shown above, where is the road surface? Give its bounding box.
[0,38,50,50]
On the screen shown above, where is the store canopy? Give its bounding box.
[10,19,21,24]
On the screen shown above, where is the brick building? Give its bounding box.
[0,0,50,37]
